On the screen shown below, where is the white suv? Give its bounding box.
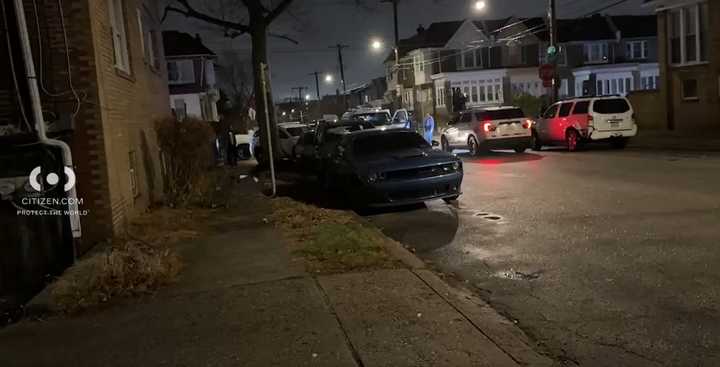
[440,107,533,155]
[532,96,638,151]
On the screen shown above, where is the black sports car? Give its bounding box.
[322,129,463,207]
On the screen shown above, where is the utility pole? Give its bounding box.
[548,0,559,103]
[329,44,349,93]
[291,86,308,103]
[308,71,321,99]
[381,0,399,45]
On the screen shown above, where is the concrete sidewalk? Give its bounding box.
[0,165,553,367]
[629,130,720,152]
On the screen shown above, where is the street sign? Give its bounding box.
[539,64,555,81]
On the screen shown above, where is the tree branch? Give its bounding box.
[265,0,295,23]
[226,30,298,45]
[163,0,250,33]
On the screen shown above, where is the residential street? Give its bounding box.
[366,147,720,367]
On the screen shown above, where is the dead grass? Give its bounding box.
[48,206,219,313]
[269,197,402,273]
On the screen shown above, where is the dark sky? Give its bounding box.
[163,0,652,101]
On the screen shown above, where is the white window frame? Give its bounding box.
[108,0,130,73]
[626,40,648,60]
[583,42,609,64]
[669,3,708,66]
[167,60,195,85]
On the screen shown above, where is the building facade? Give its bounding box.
[385,15,660,124]
[645,0,718,131]
[162,31,219,122]
[1,0,170,249]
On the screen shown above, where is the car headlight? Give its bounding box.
[452,161,461,171]
[367,173,378,183]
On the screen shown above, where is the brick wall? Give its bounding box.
[657,1,720,132]
[22,0,170,251]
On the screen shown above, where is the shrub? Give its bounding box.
[513,93,549,118]
[155,117,215,206]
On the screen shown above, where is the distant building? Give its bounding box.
[162,31,219,122]
[643,0,717,131]
[344,77,388,108]
[384,15,660,122]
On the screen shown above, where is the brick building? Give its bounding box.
[1,0,171,251]
[644,0,718,131]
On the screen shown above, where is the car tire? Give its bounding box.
[531,131,543,151]
[611,138,628,149]
[514,147,527,153]
[443,195,460,203]
[566,129,580,152]
[468,136,480,156]
[441,136,451,153]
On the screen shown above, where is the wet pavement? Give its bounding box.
[365,148,720,367]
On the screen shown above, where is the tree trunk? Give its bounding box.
[250,18,279,165]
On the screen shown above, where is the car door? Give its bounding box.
[553,102,575,141]
[391,109,410,128]
[537,103,560,142]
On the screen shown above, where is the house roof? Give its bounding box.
[472,17,513,34]
[162,31,216,57]
[610,15,657,38]
[385,20,463,61]
[555,15,617,42]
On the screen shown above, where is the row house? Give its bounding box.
[385,14,659,122]
[162,31,220,122]
[643,0,717,131]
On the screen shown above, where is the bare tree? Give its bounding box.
[164,0,297,163]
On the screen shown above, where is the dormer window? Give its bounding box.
[583,42,609,64]
[167,60,195,84]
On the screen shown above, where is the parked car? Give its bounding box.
[293,120,374,170]
[440,106,533,155]
[253,122,307,160]
[322,129,463,208]
[532,96,637,151]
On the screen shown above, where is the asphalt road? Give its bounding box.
[365,147,720,367]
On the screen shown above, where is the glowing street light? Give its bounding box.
[305,94,311,101]
[370,39,384,52]
[291,108,295,113]
[473,0,486,11]
[282,111,286,116]
[325,74,334,83]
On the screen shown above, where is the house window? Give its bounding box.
[173,98,187,121]
[167,60,195,84]
[137,8,160,70]
[583,43,609,63]
[471,85,478,103]
[108,0,130,73]
[669,3,709,66]
[626,41,648,59]
[129,151,139,198]
[682,79,698,101]
[463,50,475,69]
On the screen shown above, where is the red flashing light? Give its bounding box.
[483,122,495,132]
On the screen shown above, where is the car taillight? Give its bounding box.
[483,121,496,132]
[587,115,594,126]
[522,119,533,129]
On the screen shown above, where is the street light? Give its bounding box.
[305,94,311,101]
[473,0,486,11]
[370,38,384,52]
[325,74,334,83]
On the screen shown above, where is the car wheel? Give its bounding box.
[531,131,543,151]
[443,195,459,203]
[468,136,480,156]
[611,138,628,149]
[566,129,580,152]
[441,136,451,152]
[514,147,527,153]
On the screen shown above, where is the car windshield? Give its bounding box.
[285,127,304,137]
[353,113,391,126]
[476,108,525,120]
[593,99,630,114]
[353,132,429,157]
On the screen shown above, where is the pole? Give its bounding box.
[392,0,399,46]
[310,71,321,99]
[259,62,276,197]
[548,0,559,103]
[10,0,81,242]
[337,45,346,93]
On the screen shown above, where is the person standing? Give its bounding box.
[423,113,435,145]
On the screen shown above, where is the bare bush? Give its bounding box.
[155,117,215,206]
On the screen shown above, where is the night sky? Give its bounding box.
[162,0,651,101]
